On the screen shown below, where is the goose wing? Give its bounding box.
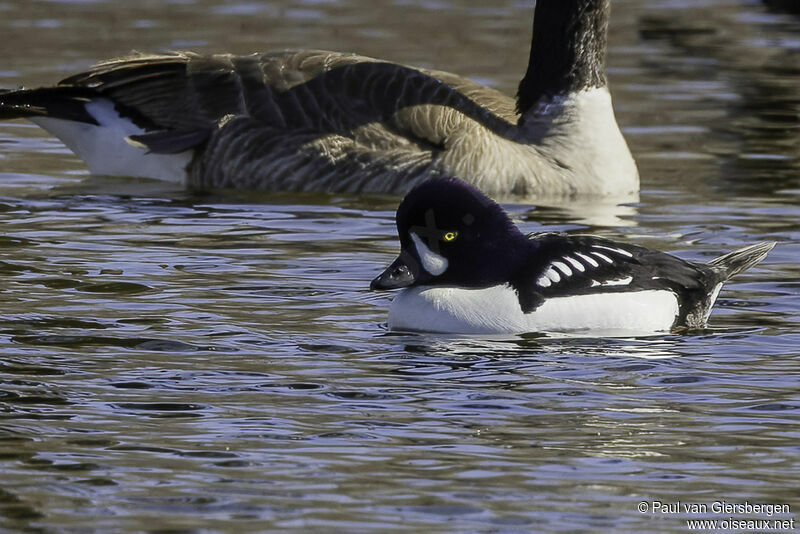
[49,50,517,154]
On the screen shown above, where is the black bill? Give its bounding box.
[370,250,421,290]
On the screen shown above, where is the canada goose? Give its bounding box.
[0,0,638,199]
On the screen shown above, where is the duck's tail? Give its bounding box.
[681,241,775,329]
[707,241,776,281]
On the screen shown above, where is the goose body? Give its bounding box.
[371,178,775,335]
[0,0,638,198]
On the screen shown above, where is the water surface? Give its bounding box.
[0,0,799,531]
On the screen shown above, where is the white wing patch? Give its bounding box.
[604,276,633,286]
[545,267,561,283]
[564,256,585,272]
[591,276,633,287]
[592,244,633,258]
[551,261,572,277]
[537,262,568,288]
[536,245,636,290]
[536,256,585,288]
[591,251,613,264]
[575,252,599,268]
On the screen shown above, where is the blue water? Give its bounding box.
[0,0,798,531]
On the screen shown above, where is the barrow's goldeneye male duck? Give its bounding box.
[371,178,775,334]
[0,0,636,199]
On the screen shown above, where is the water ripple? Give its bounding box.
[0,0,798,531]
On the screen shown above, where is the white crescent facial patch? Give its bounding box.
[410,232,449,276]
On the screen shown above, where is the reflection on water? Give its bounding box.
[1,0,799,531]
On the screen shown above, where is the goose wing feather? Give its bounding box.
[58,50,518,150]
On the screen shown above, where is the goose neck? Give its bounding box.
[516,0,610,115]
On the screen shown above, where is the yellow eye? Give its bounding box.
[443,231,457,242]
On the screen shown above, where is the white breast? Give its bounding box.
[31,99,191,183]
[520,87,639,197]
[387,284,680,335]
